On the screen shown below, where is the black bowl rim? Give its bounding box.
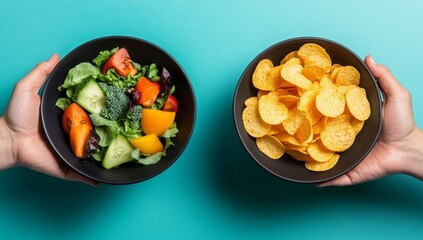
[40,35,197,184]
[233,36,382,183]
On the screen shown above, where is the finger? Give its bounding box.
[19,54,60,90]
[315,174,353,187]
[64,168,100,187]
[364,55,406,99]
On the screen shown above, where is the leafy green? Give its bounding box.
[162,123,179,149]
[55,98,71,111]
[131,149,164,165]
[92,47,118,67]
[90,114,121,146]
[58,63,100,91]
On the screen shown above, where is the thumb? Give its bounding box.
[19,54,60,90]
[364,55,406,99]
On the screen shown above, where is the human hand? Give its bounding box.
[317,55,423,187]
[0,54,98,186]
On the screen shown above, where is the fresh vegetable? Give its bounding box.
[70,124,92,158]
[141,109,176,136]
[130,134,163,154]
[75,80,106,114]
[98,82,130,121]
[102,134,135,169]
[62,102,93,135]
[56,47,179,169]
[101,48,137,76]
[135,77,160,107]
[163,95,178,112]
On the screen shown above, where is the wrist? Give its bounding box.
[0,117,17,170]
[402,128,423,180]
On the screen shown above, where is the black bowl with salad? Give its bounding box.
[41,36,196,184]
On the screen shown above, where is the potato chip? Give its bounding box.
[244,96,258,108]
[257,90,269,99]
[267,124,285,135]
[280,51,298,65]
[266,65,284,90]
[252,59,274,91]
[285,149,314,162]
[279,95,300,109]
[315,86,345,118]
[298,43,332,72]
[329,66,341,82]
[302,65,325,81]
[305,154,340,172]
[298,88,322,125]
[312,116,327,134]
[258,94,289,125]
[350,117,364,134]
[256,135,285,160]
[282,107,306,135]
[242,104,271,138]
[320,115,355,152]
[307,140,334,162]
[336,66,360,86]
[294,117,313,143]
[281,58,312,90]
[345,86,371,121]
[273,132,303,146]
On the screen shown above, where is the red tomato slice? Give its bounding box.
[135,77,160,107]
[102,48,137,76]
[162,95,178,112]
[70,124,91,158]
[62,103,93,135]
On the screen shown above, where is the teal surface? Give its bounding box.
[1,0,423,239]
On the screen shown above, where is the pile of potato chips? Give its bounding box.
[242,43,371,172]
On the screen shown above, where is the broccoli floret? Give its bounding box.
[98,82,130,121]
[130,105,142,129]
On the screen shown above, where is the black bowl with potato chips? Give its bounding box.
[233,37,382,183]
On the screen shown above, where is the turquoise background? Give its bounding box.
[1,0,423,239]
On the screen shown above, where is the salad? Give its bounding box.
[55,47,179,169]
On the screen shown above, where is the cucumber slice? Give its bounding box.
[76,80,105,114]
[102,134,135,169]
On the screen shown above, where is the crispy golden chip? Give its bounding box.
[305,154,340,171]
[316,86,345,118]
[330,63,341,73]
[298,88,322,125]
[256,135,285,159]
[258,94,289,125]
[307,140,335,162]
[298,43,332,73]
[281,58,312,90]
[279,95,300,109]
[286,149,315,162]
[329,66,341,82]
[336,66,360,86]
[345,86,371,121]
[252,59,274,91]
[320,76,335,88]
[266,65,284,90]
[242,105,271,138]
[321,115,356,152]
[350,117,364,134]
[257,90,269,99]
[312,116,327,134]
[266,124,285,135]
[294,117,313,143]
[280,51,298,65]
[244,96,259,108]
[273,132,303,146]
[282,107,306,135]
[302,65,325,81]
